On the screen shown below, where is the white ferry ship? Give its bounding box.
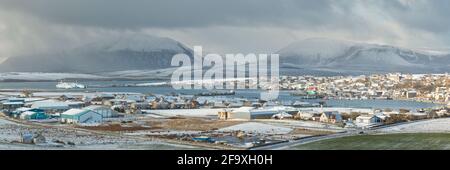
[56,81,86,89]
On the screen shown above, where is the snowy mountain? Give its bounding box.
[278,38,450,74]
[0,34,192,73]
[1,35,450,78]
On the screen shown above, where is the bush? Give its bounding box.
[385,114,409,124]
[341,112,362,121]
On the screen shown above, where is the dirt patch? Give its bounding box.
[78,124,159,132]
[290,128,335,136]
[146,118,242,131]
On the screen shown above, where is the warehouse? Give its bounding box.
[1,98,26,112]
[83,105,118,118]
[19,110,48,120]
[31,101,70,113]
[218,107,279,120]
[60,109,103,124]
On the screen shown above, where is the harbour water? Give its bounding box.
[0,80,441,111]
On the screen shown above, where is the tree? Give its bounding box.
[341,112,362,120]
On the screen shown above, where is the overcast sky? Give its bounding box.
[0,0,450,57]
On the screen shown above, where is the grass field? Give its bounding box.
[292,133,450,150]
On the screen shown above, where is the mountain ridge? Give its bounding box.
[0,34,193,73]
[1,36,450,76]
[277,38,450,74]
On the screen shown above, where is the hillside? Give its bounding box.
[0,34,192,73]
[278,38,450,74]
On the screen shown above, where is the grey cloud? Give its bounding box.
[384,0,450,33]
[2,0,448,35]
[0,0,450,54]
[0,0,350,29]
[1,0,448,33]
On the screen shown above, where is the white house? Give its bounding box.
[355,115,383,127]
[436,109,448,117]
[226,107,253,120]
[296,111,317,120]
[406,90,417,99]
[344,119,357,128]
[60,109,103,124]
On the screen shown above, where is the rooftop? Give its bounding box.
[61,109,88,116]
[31,101,69,108]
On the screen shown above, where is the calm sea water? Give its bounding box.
[0,80,441,110]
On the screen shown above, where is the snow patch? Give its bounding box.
[0,72,108,81]
[218,122,293,135]
[378,118,450,133]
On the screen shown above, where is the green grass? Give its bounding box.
[291,133,450,150]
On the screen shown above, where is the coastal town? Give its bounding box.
[3,3,450,170]
[280,72,450,103]
[0,72,449,149]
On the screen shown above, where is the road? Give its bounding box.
[250,131,358,150]
[251,119,440,150]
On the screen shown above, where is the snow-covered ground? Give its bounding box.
[74,141,200,150]
[377,118,450,133]
[142,108,223,117]
[0,92,142,98]
[0,118,142,147]
[124,130,202,136]
[142,108,370,119]
[299,107,373,113]
[0,69,175,82]
[100,68,176,79]
[218,122,293,135]
[0,141,198,150]
[256,119,345,131]
[0,72,108,81]
[0,119,20,128]
[0,117,203,150]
